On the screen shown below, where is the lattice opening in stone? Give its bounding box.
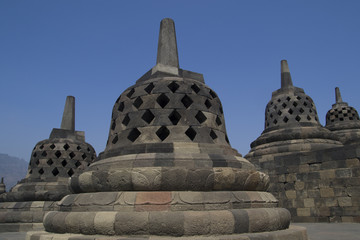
[181,95,193,108]
[295,115,301,122]
[195,111,207,124]
[168,110,181,125]
[156,126,170,141]
[63,143,70,151]
[225,135,230,143]
[307,115,312,121]
[286,97,291,101]
[52,167,59,176]
[274,105,277,110]
[273,119,278,124]
[82,153,87,160]
[128,128,141,142]
[191,84,200,93]
[38,168,44,175]
[69,152,75,159]
[111,120,116,130]
[282,103,287,108]
[205,99,212,109]
[209,90,217,98]
[122,114,130,126]
[210,130,217,140]
[55,151,62,158]
[296,96,302,100]
[283,116,289,123]
[185,127,197,141]
[216,116,222,126]
[112,135,118,144]
[67,169,74,177]
[118,102,125,112]
[277,110,282,116]
[87,147,91,152]
[168,81,179,93]
[157,93,170,108]
[35,159,40,165]
[33,152,37,157]
[141,110,155,124]
[299,108,304,113]
[61,160,67,167]
[277,99,281,103]
[127,88,135,98]
[133,97,143,109]
[293,102,298,107]
[47,159,53,166]
[288,109,293,114]
[75,160,81,168]
[50,144,56,150]
[39,144,44,149]
[303,102,308,107]
[219,106,223,114]
[42,151,47,157]
[144,83,155,94]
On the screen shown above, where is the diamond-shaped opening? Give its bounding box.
[205,99,212,109]
[225,135,230,144]
[191,84,200,93]
[35,159,40,165]
[157,93,170,108]
[274,105,277,110]
[144,82,155,94]
[77,145,81,150]
[47,159,53,166]
[128,128,141,142]
[299,108,304,113]
[288,109,293,114]
[293,102,298,107]
[50,144,56,149]
[219,106,223,114]
[67,168,74,177]
[295,115,301,122]
[63,143,70,151]
[286,96,291,101]
[216,116,222,126]
[209,90,217,98]
[112,135,118,144]
[315,117,318,121]
[82,153,87,160]
[304,102,308,107]
[277,110,282,116]
[195,111,207,124]
[87,147,91,152]
[277,99,281,103]
[55,151,62,158]
[33,152,37,157]
[111,120,116,130]
[38,168,44,175]
[133,97,143,109]
[39,144,44,149]
[75,160,81,168]
[185,127,197,141]
[115,96,121,104]
[122,114,130,126]
[181,95,193,108]
[168,110,181,125]
[349,117,354,120]
[270,101,273,105]
[273,119,278,124]
[307,115,312,121]
[283,116,289,123]
[270,113,273,118]
[69,152,75,159]
[61,159,67,167]
[296,96,302,100]
[127,88,135,98]
[168,81,179,93]
[29,169,32,174]
[141,110,155,124]
[52,167,59,176]
[42,151,47,157]
[282,103,287,108]
[118,102,125,112]
[156,126,170,141]
[210,130,217,140]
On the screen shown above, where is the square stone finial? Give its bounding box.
[335,87,343,103]
[281,60,294,88]
[60,96,75,131]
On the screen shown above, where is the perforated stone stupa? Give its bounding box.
[31,19,308,240]
[0,96,96,232]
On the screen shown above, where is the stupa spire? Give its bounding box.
[156,18,179,68]
[281,60,293,88]
[335,87,343,103]
[60,96,75,131]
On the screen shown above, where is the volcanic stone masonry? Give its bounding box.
[29,19,308,239]
[246,61,360,223]
[0,96,96,232]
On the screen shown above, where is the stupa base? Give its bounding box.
[27,226,308,240]
[0,223,44,232]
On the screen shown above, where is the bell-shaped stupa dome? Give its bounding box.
[325,87,360,143]
[246,60,342,158]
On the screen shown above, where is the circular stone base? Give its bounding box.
[28,226,308,239]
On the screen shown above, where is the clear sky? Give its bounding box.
[1,1,360,161]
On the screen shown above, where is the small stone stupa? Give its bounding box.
[0,178,5,194]
[246,60,342,159]
[0,96,96,232]
[33,19,307,239]
[325,87,360,144]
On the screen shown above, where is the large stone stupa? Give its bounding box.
[0,96,96,232]
[31,19,307,239]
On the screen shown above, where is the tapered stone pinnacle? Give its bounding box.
[156,18,179,68]
[281,60,293,88]
[1,177,3,184]
[60,96,75,131]
[335,87,343,103]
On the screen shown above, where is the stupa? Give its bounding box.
[325,87,360,144]
[0,96,96,232]
[31,19,307,239]
[0,178,5,194]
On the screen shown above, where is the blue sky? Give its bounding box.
[1,1,360,161]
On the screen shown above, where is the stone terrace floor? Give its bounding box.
[0,223,359,240]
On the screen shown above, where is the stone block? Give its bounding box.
[320,169,335,179]
[183,211,211,235]
[286,173,297,182]
[338,197,352,207]
[295,181,305,191]
[285,190,296,199]
[303,198,315,208]
[320,188,335,198]
[114,212,149,235]
[336,168,352,178]
[149,211,184,236]
[297,208,310,217]
[94,212,116,235]
[299,164,310,173]
[208,210,234,234]
[346,158,359,167]
[325,198,338,207]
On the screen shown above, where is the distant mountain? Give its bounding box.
[0,153,28,191]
